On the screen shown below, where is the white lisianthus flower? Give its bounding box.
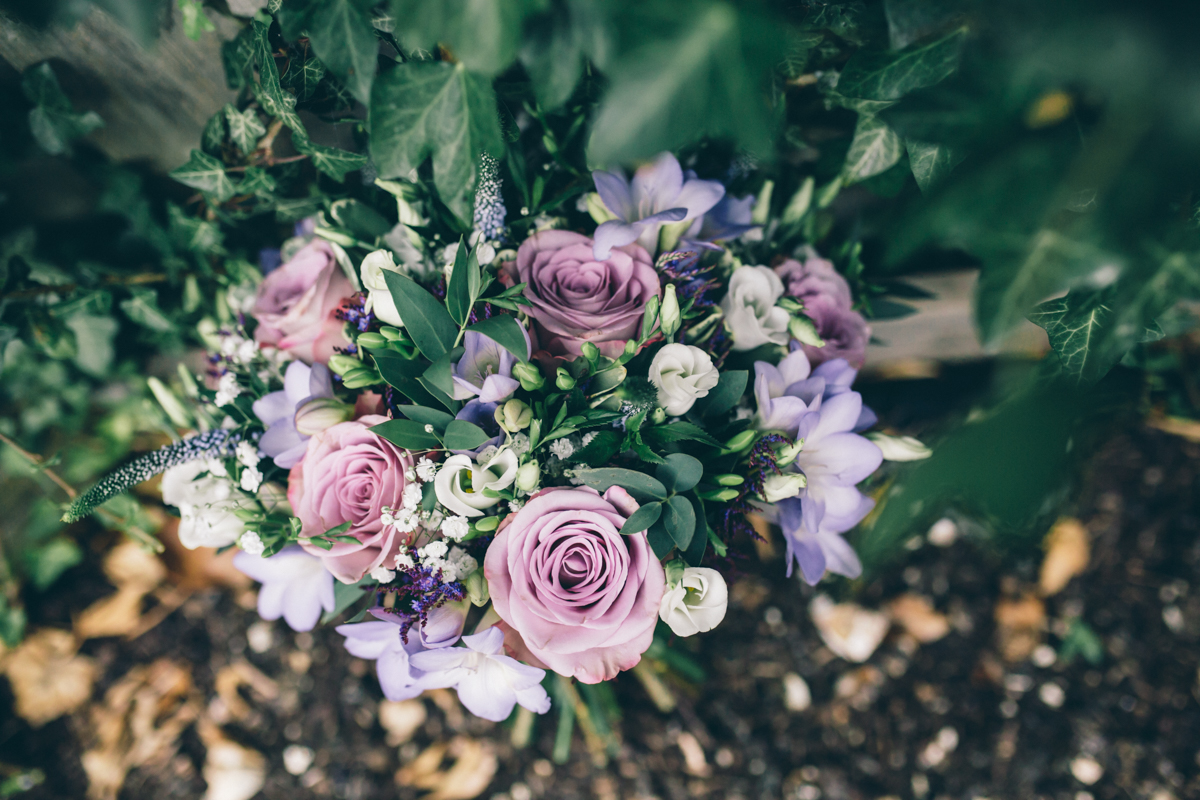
[162,460,251,549]
[720,265,791,351]
[867,432,933,461]
[360,249,404,327]
[649,343,720,416]
[659,567,729,637]
[434,450,518,518]
[760,472,808,503]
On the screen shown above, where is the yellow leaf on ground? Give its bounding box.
[887,594,951,643]
[198,719,267,800]
[396,738,498,800]
[994,594,1046,663]
[1039,517,1090,596]
[2,628,95,726]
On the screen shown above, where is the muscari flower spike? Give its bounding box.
[62,428,239,523]
[473,152,506,242]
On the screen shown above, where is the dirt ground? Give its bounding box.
[2,412,1199,800]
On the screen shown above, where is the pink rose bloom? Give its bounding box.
[289,414,414,583]
[253,239,353,364]
[516,230,661,359]
[775,257,871,368]
[485,486,665,683]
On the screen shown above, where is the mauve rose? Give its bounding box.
[775,257,871,368]
[485,486,665,683]
[289,414,414,583]
[253,239,353,364]
[516,230,661,359]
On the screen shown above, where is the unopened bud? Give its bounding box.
[328,354,360,376]
[775,438,805,467]
[466,569,490,606]
[723,429,757,452]
[512,361,544,391]
[295,397,353,435]
[516,460,541,492]
[341,368,379,389]
[580,341,600,363]
[661,284,681,337]
[379,326,402,341]
[651,407,667,424]
[760,472,808,503]
[495,399,532,432]
[555,367,576,391]
[713,474,744,486]
[356,332,387,350]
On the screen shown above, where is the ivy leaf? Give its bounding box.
[239,166,277,196]
[519,0,609,109]
[282,56,327,102]
[170,150,237,202]
[905,138,957,193]
[252,15,306,135]
[842,115,903,185]
[587,3,783,164]
[836,26,967,101]
[280,0,379,104]
[21,63,103,156]
[179,0,216,40]
[222,25,256,90]
[120,289,176,332]
[1027,291,1116,386]
[225,105,266,154]
[370,61,505,224]
[391,0,544,75]
[293,138,368,182]
[381,271,458,361]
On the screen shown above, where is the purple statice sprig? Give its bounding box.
[377,563,467,645]
[720,432,793,544]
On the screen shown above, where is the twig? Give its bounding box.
[1,272,168,301]
[0,432,77,499]
[225,154,309,173]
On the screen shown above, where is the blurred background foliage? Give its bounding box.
[1,0,1199,642]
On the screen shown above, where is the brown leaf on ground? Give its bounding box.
[75,541,168,639]
[810,595,891,663]
[396,737,498,800]
[1146,413,1200,443]
[1,628,96,726]
[212,660,279,722]
[197,719,267,800]
[1039,517,1090,596]
[994,594,1046,662]
[80,659,201,800]
[887,594,951,643]
[379,699,427,746]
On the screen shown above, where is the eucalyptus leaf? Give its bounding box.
[656,453,703,494]
[619,501,662,535]
[662,494,696,551]
[682,495,708,567]
[572,468,668,501]
[646,518,675,559]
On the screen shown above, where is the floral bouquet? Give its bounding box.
[65,150,887,724]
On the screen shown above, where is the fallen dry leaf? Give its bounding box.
[1147,413,1200,443]
[198,719,267,800]
[81,659,201,800]
[810,595,891,663]
[887,594,951,643]
[396,737,497,800]
[676,731,711,777]
[2,628,96,726]
[994,594,1046,662]
[75,541,168,639]
[212,660,279,722]
[1040,517,1090,596]
[379,699,427,746]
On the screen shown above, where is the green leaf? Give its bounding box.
[282,56,327,102]
[465,314,529,361]
[443,419,490,451]
[391,0,544,75]
[519,0,608,108]
[179,0,216,40]
[22,62,103,156]
[619,501,662,535]
[222,25,256,90]
[374,351,447,409]
[656,453,704,494]
[446,237,472,324]
[661,494,696,551]
[400,405,454,432]
[693,370,747,418]
[25,537,83,590]
[1027,290,1117,386]
[587,3,782,164]
[641,421,722,448]
[252,15,305,134]
[382,271,458,361]
[240,166,277,196]
[225,105,266,154]
[646,518,675,559]
[120,289,176,332]
[370,61,505,223]
[293,137,368,182]
[836,26,966,101]
[422,347,464,398]
[842,115,903,185]
[280,0,379,104]
[572,468,668,501]
[321,581,369,623]
[170,149,237,202]
[905,138,957,193]
[371,418,442,450]
[682,495,708,566]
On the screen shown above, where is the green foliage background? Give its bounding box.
[2,0,1200,642]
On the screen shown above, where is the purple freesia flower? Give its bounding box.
[756,497,868,585]
[409,626,551,722]
[336,602,467,701]
[753,349,827,436]
[592,152,725,259]
[813,357,877,431]
[451,329,530,404]
[252,360,335,468]
[233,545,336,632]
[680,193,757,251]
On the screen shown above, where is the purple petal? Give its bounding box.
[284,360,313,404]
[631,152,684,215]
[308,363,334,398]
[478,375,520,404]
[259,417,305,460]
[462,626,505,654]
[820,531,863,579]
[455,666,518,721]
[592,220,641,259]
[592,170,634,220]
[672,177,725,218]
[810,392,863,441]
[639,207,688,226]
[791,537,827,585]
[252,391,292,427]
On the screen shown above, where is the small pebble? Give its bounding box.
[748,758,766,776]
[246,622,273,654]
[714,748,734,768]
[511,784,532,800]
[999,699,1019,718]
[764,606,783,626]
[1076,793,1095,800]
[783,673,812,712]
[1071,756,1104,785]
[1163,606,1185,633]
[1004,674,1034,693]
[1039,682,1066,708]
[283,745,314,776]
[532,760,553,777]
[912,772,930,798]
[796,785,821,800]
[1032,644,1057,668]
[928,518,959,547]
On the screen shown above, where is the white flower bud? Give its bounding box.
[648,343,720,416]
[659,567,729,637]
[760,472,808,503]
[867,433,931,461]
